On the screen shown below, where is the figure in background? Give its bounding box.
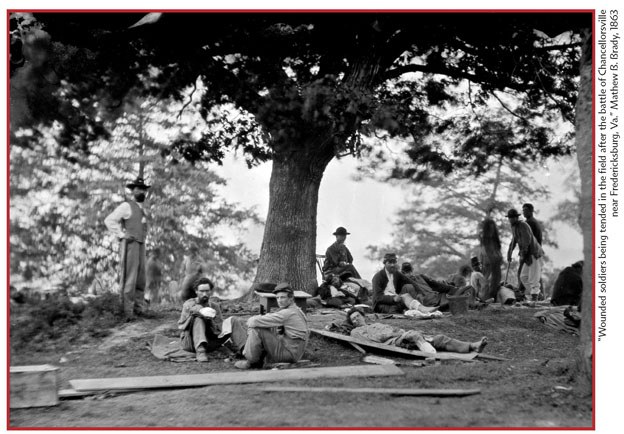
[178,244,208,302]
[551,261,583,307]
[506,209,544,304]
[322,226,361,279]
[519,203,545,299]
[145,247,163,306]
[104,176,150,318]
[470,257,488,302]
[478,217,503,301]
[522,203,543,245]
[177,277,224,362]
[449,264,473,288]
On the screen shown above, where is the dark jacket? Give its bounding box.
[323,242,354,272]
[525,216,543,245]
[371,269,413,311]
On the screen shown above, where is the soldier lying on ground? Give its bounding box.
[307,274,370,309]
[335,307,488,354]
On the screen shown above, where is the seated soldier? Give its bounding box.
[307,274,357,309]
[551,261,583,307]
[400,261,467,310]
[228,282,309,369]
[345,307,488,354]
[177,277,224,362]
[322,227,361,279]
[469,257,488,302]
[371,253,440,314]
[449,264,473,288]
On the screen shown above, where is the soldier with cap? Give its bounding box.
[228,282,309,369]
[372,254,446,314]
[104,176,151,317]
[322,226,361,279]
[506,208,544,303]
[522,203,543,245]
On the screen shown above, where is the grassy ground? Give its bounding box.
[9,301,592,428]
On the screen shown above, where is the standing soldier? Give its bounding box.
[518,203,544,298]
[105,176,151,318]
[506,209,544,305]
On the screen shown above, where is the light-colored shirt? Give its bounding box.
[384,270,396,296]
[177,298,223,334]
[104,201,145,239]
[247,303,309,341]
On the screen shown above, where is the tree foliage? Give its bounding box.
[9,12,591,293]
[11,13,588,165]
[10,96,261,295]
[366,157,554,279]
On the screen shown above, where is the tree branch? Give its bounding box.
[383,63,526,93]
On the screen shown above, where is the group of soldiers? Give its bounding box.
[104,176,568,368]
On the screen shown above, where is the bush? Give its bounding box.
[10,291,125,352]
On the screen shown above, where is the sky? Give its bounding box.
[215,153,584,283]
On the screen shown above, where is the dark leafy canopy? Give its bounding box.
[11,12,589,171]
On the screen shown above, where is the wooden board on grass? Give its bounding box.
[311,328,477,361]
[260,386,481,397]
[70,364,403,392]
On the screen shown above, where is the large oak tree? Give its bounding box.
[10,12,590,295]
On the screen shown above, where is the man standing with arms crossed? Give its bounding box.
[105,176,150,318]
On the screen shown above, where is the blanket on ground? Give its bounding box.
[149,334,196,362]
[533,307,580,335]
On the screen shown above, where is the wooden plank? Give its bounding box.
[475,353,510,361]
[260,386,481,397]
[349,342,367,354]
[362,355,425,367]
[311,329,477,361]
[58,388,135,400]
[10,365,59,408]
[70,364,403,392]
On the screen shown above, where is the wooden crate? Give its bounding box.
[10,365,59,408]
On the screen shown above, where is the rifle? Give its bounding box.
[503,262,511,285]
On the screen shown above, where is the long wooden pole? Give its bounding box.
[260,386,481,397]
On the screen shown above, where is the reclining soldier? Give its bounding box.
[345,307,488,354]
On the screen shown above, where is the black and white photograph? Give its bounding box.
[3,2,620,430]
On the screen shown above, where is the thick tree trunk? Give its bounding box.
[253,151,332,294]
[575,28,592,392]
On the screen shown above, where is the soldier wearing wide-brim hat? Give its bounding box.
[322,226,361,280]
[126,176,151,190]
[104,175,152,318]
